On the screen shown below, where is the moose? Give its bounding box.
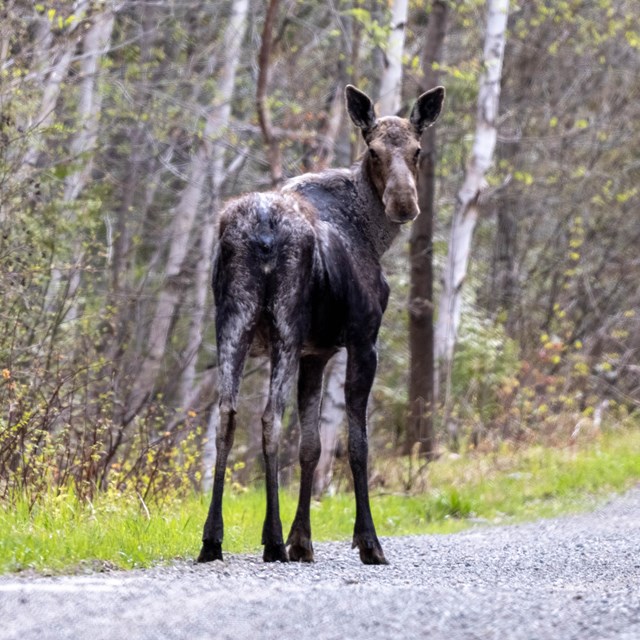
[198,84,445,566]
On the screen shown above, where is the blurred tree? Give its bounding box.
[486,0,640,415]
[406,0,449,459]
[377,0,408,116]
[435,0,509,435]
[2,0,639,499]
[313,0,408,492]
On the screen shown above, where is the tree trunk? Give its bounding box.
[179,0,250,413]
[256,0,283,186]
[349,6,363,164]
[434,0,509,406]
[313,350,347,496]
[181,0,249,487]
[63,10,115,202]
[19,1,90,175]
[492,195,519,321]
[312,0,409,492]
[125,0,249,424]
[61,9,115,325]
[377,0,409,116]
[40,7,113,325]
[406,0,449,457]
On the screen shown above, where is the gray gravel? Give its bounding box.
[1,487,639,640]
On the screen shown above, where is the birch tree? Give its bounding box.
[312,349,347,495]
[125,0,249,423]
[434,0,509,401]
[377,0,408,116]
[188,0,249,489]
[19,1,91,175]
[63,9,115,202]
[178,0,249,411]
[57,8,115,323]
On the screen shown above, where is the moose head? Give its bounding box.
[345,84,445,224]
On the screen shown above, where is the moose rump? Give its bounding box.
[203,191,325,563]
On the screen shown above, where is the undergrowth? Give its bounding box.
[1,426,639,574]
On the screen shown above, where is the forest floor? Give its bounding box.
[1,485,639,639]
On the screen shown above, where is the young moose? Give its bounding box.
[198,84,445,566]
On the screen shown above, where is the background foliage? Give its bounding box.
[1,0,639,502]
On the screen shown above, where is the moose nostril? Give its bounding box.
[402,211,419,222]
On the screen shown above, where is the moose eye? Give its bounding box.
[369,148,379,161]
[414,148,421,162]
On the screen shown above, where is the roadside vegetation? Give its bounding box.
[2,2,639,577]
[2,424,638,575]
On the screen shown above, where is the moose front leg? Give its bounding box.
[345,343,388,565]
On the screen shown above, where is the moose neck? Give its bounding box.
[353,154,402,259]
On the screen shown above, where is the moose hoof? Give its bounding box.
[197,540,223,563]
[353,536,389,565]
[263,542,289,563]
[287,534,315,563]
[359,546,388,565]
[287,526,313,562]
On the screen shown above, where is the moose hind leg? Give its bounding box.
[197,400,237,563]
[198,304,257,563]
[287,354,327,562]
[261,341,299,563]
[346,343,388,565]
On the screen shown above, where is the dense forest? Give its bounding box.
[1,0,639,502]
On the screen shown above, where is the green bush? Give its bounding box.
[451,309,520,427]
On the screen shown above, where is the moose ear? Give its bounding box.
[409,86,445,137]
[345,85,377,137]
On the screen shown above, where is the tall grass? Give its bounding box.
[1,427,639,574]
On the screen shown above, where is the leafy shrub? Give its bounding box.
[450,308,521,431]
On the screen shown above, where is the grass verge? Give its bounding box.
[1,427,639,574]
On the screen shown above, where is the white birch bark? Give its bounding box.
[20,0,90,173]
[64,10,115,202]
[60,10,115,324]
[127,0,249,424]
[434,0,509,398]
[377,0,408,116]
[201,396,220,493]
[42,5,114,318]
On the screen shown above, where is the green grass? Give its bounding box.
[1,427,639,574]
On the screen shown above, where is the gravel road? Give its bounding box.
[1,487,639,640]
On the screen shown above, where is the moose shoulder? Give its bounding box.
[198,84,445,566]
